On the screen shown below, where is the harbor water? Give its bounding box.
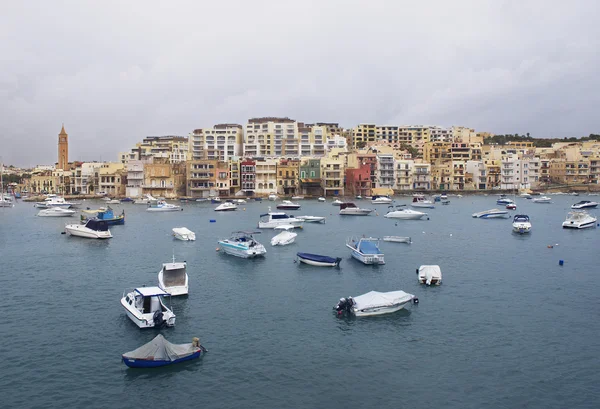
[0,195,599,408]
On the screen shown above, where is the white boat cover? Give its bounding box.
[353,290,414,310]
[173,227,194,235]
[122,334,196,361]
[418,265,442,285]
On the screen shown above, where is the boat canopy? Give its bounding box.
[260,213,291,219]
[353,290,414,310]
[340,203,358,209]
[135,286,170,297]
[122,334,197,362]
[358,240,381,255]
[297,252,339,263]
[418,265,442,281]
[513,215,530,222]
[85,219,109,231]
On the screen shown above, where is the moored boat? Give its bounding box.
[562,210,597,229]
[334,290,415,317]
[382,236,411,243]
[472,209,509,219]
[384,205,428,220]
[81,206,124,225]
[532,196,552,203]
[215,202,238,211]
[317,197,326,202]
[371,195,393,204]
[147,200,181,212]
[346,236,385,265]
[271,226,298,246]
[296,252,341,267]
[512,214,532,234]
[122,334,206,368]
[64,219,112,239]
[158,256,189,296]
[331,199,343,206]
[417,265,442,285]
[571,200,598,209]
[37,208,75,217]
[218,231,267,258]
[296,215,326,223]
[339,202,373,216]
[172,227,196,241]
[258,212,304,229]
[411,195,435,208]
[121,286,176,328]
[276,200,301,210]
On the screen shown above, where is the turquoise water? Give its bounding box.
[1,196,599,408]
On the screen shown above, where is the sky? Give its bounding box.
[1,0,599,167]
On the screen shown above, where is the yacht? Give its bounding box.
[276,200,301,210]
[346,236,385,265]
[532,196,552,203]
[37,208,75,217]
[295,215,326,223]
[571,200,598,209]
[339,202,373,216]
[497,197,515,205]
[331,199,343,206]
[215,202,238,211]
[64,219,113,239]
[411,195,435,208]
[218,231,267,258]
[472,209,509,219]
[334,290,415,317]
[146,200,181,212]
[34,196,76,209]
[519,192,532,199]
[172,227,196,241]
[258,212,304,229]
[512,214,532,234]
[158,256,189,296]
[371,195,393,205]
[133,194,157,205]
[317,197,326,202]
[384,206,428,220]
[121,287,176,328]
[270,225,297,246]
[562,211,597,229]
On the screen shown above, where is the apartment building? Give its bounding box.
[124,136,189,164]
[98,163,126,196]
[125,160,144,198]
[321,153,345,196]
[255,158,277,195]
[277,159,300,196]
[244,117,299,158]
[298,123,326,156]
[189,124,243,161]
[451,161,465,190]
[351,124,377,148]
[186,159,218,198]
[376,154,396,190]
[466,161,487,190]
[396,160,413,191]
[229,158,240,196]
[240,159,256,195]
[299,158,322,196]
[412,163,432,190]
[345,152,376,197]
[216,161,230,197]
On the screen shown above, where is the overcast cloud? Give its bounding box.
[1,0,599,167]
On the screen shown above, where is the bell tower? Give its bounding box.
[58,124,69,170]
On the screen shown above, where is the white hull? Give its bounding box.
[121,298,176,328]
[172,228,196,241]
[340,209,373,216]
[258,220,304,229]
[64,224,112,239]
[472,209,509,219]
[215,203,238,211]
[353,302,410,317]
[384,210,427,220]
[512,223,532,233]
[382,236,411,243]
[271,231,297,246]
[371,199,393,205]
[410,202,435,208]
[562,220,597,229]
[218,241,267,258]
[317,197,326,202]
[297,257,338,267]
[147,207,180,212]
[296,216,326,223]
[158,272,189,296]
[38,209,75,217]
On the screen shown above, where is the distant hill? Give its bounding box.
[484,133,600,147]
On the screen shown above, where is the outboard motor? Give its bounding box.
[335,297,354,315]
[153,311,165,327]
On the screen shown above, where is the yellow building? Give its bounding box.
[423,141,451,164]
[98,163,126,196]
[229,158,241,196]
[484,159,502,189]
[186,159,218,198]
[30,170,56,194]
[431,162,452,190]
[277,159,300,196]
[321,150,345,196]
[142,159,185,198]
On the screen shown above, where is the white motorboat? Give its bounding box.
[276,200,301,210]
[235,199,247,204]
[417,265,442,285]
[64,219,112,239]
[384,206,428,220]
[291,196,304,200]
[172,227,196,241]
[339,202,373,216]
[121,287,176,328]
[512,214,532,234]
[571,200,598,209]
[334,290,415,317]
[411,195,435,208]
[258,212,304,229]
[271,226,297,246]
[532,196,552,203]
[497,197,515,205]
[218,231,267,258]
[147,200,181,212]
[562,211,597,229]
[215,202,238,211]
[158,256,189,296]
[519,192,532,199]
[331,199,343,206]
[133,194,157,205]
[210,197,221,203]
[472,209,509,219]
[346,236,385,265]
[268,193,278,201]
[107,199,120,204]
[382,236,412,243]
[317,197,326,202]
[0,165,13,207]
[37,208,75,217]
[371,195,393,205]
[296,252,341,267]
[34,196,76,209]
[296,215,326,223]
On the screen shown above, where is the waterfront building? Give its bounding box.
[423,141,451,164]
[215,161,231,197]
[142,159,185,198]
[73,162,102,194]
[396,160,413,191]
[124,136,189,164]
[277,159,300,196]
[189,124,243,161]
[345,152,376,197]
[186,159,218,198]
[254,158,278,196]
[431,162,452,190]
[375,154,396,190]
[299,158,322,196]
[298,123,326,156]
[125,160,144,198]
[229,157,241,196]
[451,161,466,190]
[30,170,56,194]
[484,159,502,190]
[240,159,256,196]
[589,156,600,184]
[321,150,345,196]
[412,163,432,190]
[98,163,126,196]
[244,117,299,158]
[466,160,487,190]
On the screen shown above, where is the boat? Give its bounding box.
[296,215,326,223]
[258,212,304,229]
[81,206,125,225]
[571,200,598,209]
[519,192,532,199]
[506,203,517,210]
[471,209,509,219]
[334,290,415,317]
[417,265,442,285]
[356,195,363,200]
[37,208,75,217]
[254,197,263,202]
[339,202,373,216]
[346,236,385,265]
[276,200,301,210]
[532,196,552,203]
[382,236,411,243]
[172,227,196,241]
[195,198,209,202]
[570,192,579,196]
[562,211,597,229]
[384,205,428,220]
[34,196,76,209]
[235,199,247,204]
[0,164,12,207]
[268,193,278,201]
[133,194,157,205]
[317,197,326,202]
[210,197,221,204]
[441,199,451,205]
[107,199,120,204]
[291,196,304,200]
[147,200,181,212]
[121,286,176,328]
[371,195,393,205]
[122,334,206,368]
[512,214,532,234]
[331,199,343,206]
[410,195,435,208]
[296,252,341,267]
[64,219,113,239]
[271,226,297,246]
[121,197,134,202]
[497,197,515,205]
[215,202,238,211]
[158,256,189,296]
[218,231,267,258]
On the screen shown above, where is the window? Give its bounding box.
[301,171,306,178]
[310,171,315,177]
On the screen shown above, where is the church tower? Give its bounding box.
[58,124,69,170]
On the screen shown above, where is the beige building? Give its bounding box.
[186,159,218,198]
[189,124,243,161]
[255,158,278,195]
[143,160,185,198]
[321,150,345,196]
[244,117,299,157]
[98,163,126,196]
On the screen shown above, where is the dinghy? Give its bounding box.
[296,252,341,267]
[122,334,206,368]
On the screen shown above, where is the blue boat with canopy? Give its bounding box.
[122,334,207,368]
[346,236,385,265]
[296,252,341,267]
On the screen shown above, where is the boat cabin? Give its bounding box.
[124,287,171,314]
[340,203,358,210]
[85,219,109,232]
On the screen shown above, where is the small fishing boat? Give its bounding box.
[81,206,125,225]
[147,200,181,212]
[215,202,237,211]
[121,286,176,328]
[64,219,112,239]
[271,225,297,246]
[296,252,341,267]
[158,256,189,296]
[417,265,442,285]
[218,231,267,258]
[317,197,326,202]
[276,200,301,210]
[334,290,415,317]
[210,197,221,204]
[172,227,196,241]
[296,215,326,223]
[37,208,75,217]
[331,199,343,206]
[339,202,373,216]
[371,195,393,204]
[122,334,206,368]
[346,236,385,265]
[382,236,411,244]
[506,203,517,210]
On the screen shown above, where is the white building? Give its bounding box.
[189,124,243,161]
[376,154,396,190]
[254,158,278,195]
[412,163,431,190]
[126,160,144,198]
[396,160,413,191]
[244,117,299,158]
[500,153,538,190]
[326,134,347,151]
[73,163,101,194]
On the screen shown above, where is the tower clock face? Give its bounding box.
[60,137,66,142]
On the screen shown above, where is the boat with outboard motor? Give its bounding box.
[64,219,113,239]
[81,206,125,225]
[382,236,412,243]
[296,252,341,267]
[121,286,176,328]
[276,200,301,210]
[271,225,297,246]
[34,196,78,209]
[133,194,157,205]
[417,265,442,285]
[532,196,552,203]
[218,231,267,258]
[147,200,181,212]
[562,210,597,229]
[268,193,278,201]
[512,214,532,234]
[384,205,428,220]
[172,227,196,241]
[258,211,304,229]
[339,202,373,216]
[215,202,237,211]
[371,195,393,205]
[571,200,598,209]
[334,290,416,317]
[346,236,385,265]
[331,199,343,206]
[37,208,75,217]
[472,209,509,219]
[411,195,435,208]
[158,256,188,296]
[497,196,515,205]
[122,334,206,368]
[296,215,326,223]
